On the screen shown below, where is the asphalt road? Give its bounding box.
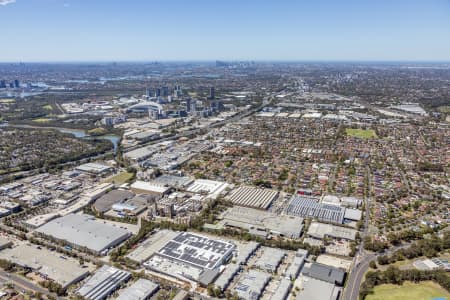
[344,252,377,300]
[343,166,373,300]
[0,269,62,299]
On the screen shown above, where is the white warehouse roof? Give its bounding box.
[35,214,131,253]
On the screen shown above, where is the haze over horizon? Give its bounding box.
[1,0,449,62]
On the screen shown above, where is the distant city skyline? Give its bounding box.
[1,0,449,62]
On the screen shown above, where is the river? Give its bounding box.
[3,124,120,154]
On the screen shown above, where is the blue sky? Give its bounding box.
[0,0,449,62]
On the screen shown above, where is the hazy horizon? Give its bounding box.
[1,0,449,62]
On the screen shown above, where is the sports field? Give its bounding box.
[366,281,450,300]
[346,128,378,139]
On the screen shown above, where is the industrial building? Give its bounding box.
[233,240,260,264]
[307,221,357,241]
[302,262,346,286]
[0,244,90,288]
[214,263,241,291]
[340,196,362,208]
[130,180,172,196]
[295,277,342,300]
[0,237,12,250]
[0,200,21,213]
[127,230,179,263]
[75,163,113,175]
[186,179,229,199]
[285,249,308,280]
[227,186,278,209]
[149,174,194,189]
[343,208,362,221]
[0,208,10,217]
[254,247,286,273]
[94,191,152,217]
[128,130,160,142]
[93,189,135,213]
[141,231,235,285]
[123,146,157,162]
[215,206,304,239]
[233,269,270,300]
[321,195,341,206]
[270,278,292,300]
[35,214,131,255]
[77,265,131,300]
[285,195,346,224]
[110,194,152,216]
[116,279,159,300]
[155,231,234,269]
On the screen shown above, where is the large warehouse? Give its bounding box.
[149,174,194,189]
[307,221,357,241]
[186,179,229,199]
[35,214,131,255]
[227,186,278,209]
[77,265,131,300]
[127,230,179,263]
[215,206,304,239]
[93,189,135,213]
[143,231,235,285]
[285,195,346,224]
[75,162,113,175]
[0,244,91,289]
[130,180,172,196]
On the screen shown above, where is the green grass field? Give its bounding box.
[346,128,378,139]
[103,172,134,184]
[32,118,52,123]
[437,106,450,113]
[42,104,53,110]
[366,281,450,300]
[88,127,107,135]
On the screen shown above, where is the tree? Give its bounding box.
[206,284,215,296]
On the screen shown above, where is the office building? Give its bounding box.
[185,98,191,112]
[162,86,169,97]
